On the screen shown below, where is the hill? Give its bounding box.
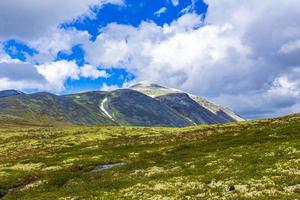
[0,114,299,199]
[0,82,244,127]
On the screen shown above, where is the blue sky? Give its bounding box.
[0,0,300,119]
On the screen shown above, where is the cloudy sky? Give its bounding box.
[0,0,300,119]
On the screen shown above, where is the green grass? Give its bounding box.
[0,115,300,199]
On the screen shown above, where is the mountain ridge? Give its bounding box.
[130,81,244,122]
[0,82,244,127]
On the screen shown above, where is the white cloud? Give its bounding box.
[100,80,133,91]
[36,61,80,91]
[85,13,203,68]
[213,75,300,119]
[28,28,91,63]
[0,0,122,92]
[181,0,196,14]
[0,78,44,91]
[100,83,121,91]
[86,32,130,67]
[80,64,109,79]
[85,13,251,94]
[36,61,109,91]
[0,58,109,91]
[171,0,179,7]
[154,7,167,17]
[279,40,300,54]
[0,44,10,63]
[0,0,123,41]
[0,60,46,90]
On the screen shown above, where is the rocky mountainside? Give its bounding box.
[130,81,244,124]
[0,82,244,127]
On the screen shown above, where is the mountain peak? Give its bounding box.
[130,81,167,90]
[130,81,182,98]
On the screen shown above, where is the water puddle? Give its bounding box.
[91,162,125,172]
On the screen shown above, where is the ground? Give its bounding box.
[0,115,300,199]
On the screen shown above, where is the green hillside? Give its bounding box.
[0,90,192,127]
[0,114,300,199]
[0,92,115,125]
[0,84,244,127]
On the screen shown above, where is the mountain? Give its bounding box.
[65,89,191,127]
[0,90,23,98]
[0,82,244,127]
[130,81,244,124]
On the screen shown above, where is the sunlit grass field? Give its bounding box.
[0,115,300,199]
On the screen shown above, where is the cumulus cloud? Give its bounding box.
[0,58,108,91]
[0,78,44,91]
[28,28,91,63]
[0,0,123,41]
[85,13,203,68]
[36,61,109,90]
[0,61,47,90]
[85,13,251,94]
[0,0,119,91]
[0,62,45,82]
[80,64,109,79]
[36,61,80,90]
[0,44,47,90]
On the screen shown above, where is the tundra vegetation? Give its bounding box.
[0,114,300,199]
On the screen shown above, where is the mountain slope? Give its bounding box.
[102,89,192,127]
[130,81,244,124]
[0,92,115,125]
[156,93,231,124]
[0,82,244,127]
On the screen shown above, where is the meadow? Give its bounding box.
[0,115,300,199]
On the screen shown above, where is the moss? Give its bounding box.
[0,115,300,199]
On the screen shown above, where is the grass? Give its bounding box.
[0,115,300,199]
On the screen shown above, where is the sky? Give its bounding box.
[0,0,300,119]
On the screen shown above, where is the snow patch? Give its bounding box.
[100,97,114,120]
